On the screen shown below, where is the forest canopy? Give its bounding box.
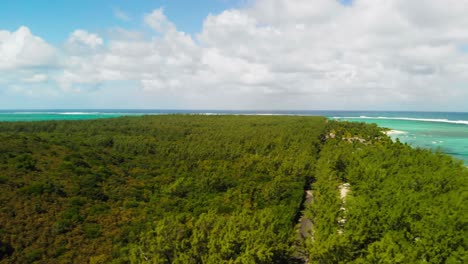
[0,115,466,263]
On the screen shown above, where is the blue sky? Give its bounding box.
[0,0,243,44]
[0,0,467,111]
[0,0,355,44]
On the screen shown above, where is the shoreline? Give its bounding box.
[385,129,408,135]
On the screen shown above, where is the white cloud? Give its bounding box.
[0,26,56,70]
[4,1,468,110]
[66,30,103,52]
[106,28,144,41]
[24,74,49,83]
[144,8,176,33]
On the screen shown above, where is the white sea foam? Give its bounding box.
[333,116,468,125]
[386,130,408,135]
[58,112,101,115]
[12,112,57,114]
[12,112,103,115]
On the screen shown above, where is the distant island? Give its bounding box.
[0,115,466,263]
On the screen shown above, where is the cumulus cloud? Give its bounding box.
[0,26,56,70]
[24,74,49,83]
[4,0,468,110]
[144,8,176,33]
[66,30,104,54]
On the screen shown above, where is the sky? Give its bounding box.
[1,0,467,111]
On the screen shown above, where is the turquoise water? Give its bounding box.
[0,111,128,121]
[331,112,468,165]
[0,110,467,165]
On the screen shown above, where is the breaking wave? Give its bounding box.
[332,116,468,125]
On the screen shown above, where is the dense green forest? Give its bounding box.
[0,116,466,263]
[306,121,467,263]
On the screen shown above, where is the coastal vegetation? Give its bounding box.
[0,116,466,263]
[307,121,467,263]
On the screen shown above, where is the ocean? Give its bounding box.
[0,110,467,165]
[330,111,468,166]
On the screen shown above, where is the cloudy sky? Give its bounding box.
[1,0,467,110]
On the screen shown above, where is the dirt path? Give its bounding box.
[293,189,314,263]
[298,190,313,239]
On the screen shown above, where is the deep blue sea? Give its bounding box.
[1,110,467,165]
